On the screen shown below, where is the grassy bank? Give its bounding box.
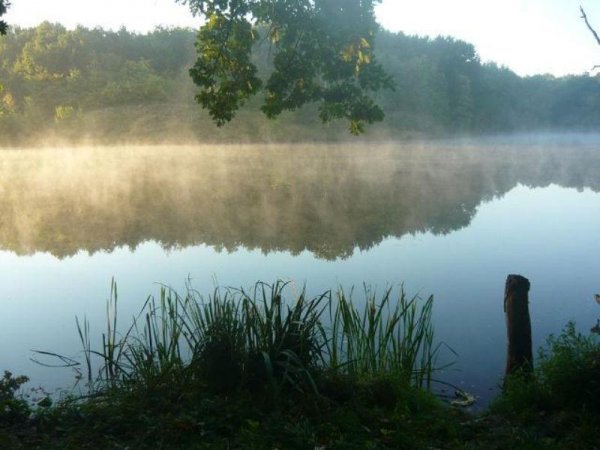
[0,282,599,448]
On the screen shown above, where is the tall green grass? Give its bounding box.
[327,285,442,388]
[66,281,447,396]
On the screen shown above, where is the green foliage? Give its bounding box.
[54,280,443,402]
[0,24,194,125]
[3,370,461,449]
[191,289,246,393]
[16,280,455,447]
[235,281,327,395]
[326,286,442,388]
[485,322,600,449]
[53,104,76,122]
[0,370,30,424]
[0,83,5,116]
[495,321,600,417]
[180,0,393,134]
[100,60,170,105]
[0,0,8,36]
[537,321,600,412]
[0,0,8,115]
[190,12,262,126]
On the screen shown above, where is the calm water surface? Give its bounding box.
[1,136,599,406]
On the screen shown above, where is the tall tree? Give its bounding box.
[177,0,393,134]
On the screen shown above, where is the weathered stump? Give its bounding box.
[504,274,533,382]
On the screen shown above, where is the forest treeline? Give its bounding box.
[0,22,599,145]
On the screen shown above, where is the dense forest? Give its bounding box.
[0,22,599,145]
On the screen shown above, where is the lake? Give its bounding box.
[1,135,599,406]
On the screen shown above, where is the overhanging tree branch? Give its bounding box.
[178,0,393,135]
[0,0,10,35]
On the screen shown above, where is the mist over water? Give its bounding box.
[1,135,599,406]
[1,136,599,258]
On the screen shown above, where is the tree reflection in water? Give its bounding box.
[0,138,599,259]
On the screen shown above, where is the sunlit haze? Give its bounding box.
[2,0,600,441]
[3,0,600,75]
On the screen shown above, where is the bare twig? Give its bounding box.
[580,6,600,46]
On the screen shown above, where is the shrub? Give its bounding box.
[0,370,30,424]
[497,321,600,416]
[537,321,600,412]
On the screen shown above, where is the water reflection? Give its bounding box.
[1,137,600,406]
[1,138,599,259]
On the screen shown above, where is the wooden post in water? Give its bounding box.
[504,274,533,381]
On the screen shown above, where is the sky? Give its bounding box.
[3,0,600,77]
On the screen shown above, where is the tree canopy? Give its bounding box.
[177,0,393,134]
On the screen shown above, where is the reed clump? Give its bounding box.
[12,280,460,447]
[71,280,444,398]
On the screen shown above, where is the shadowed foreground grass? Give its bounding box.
[0,282,599,449]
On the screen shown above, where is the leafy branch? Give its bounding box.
[0,0,10,35]
[179,0,393,135]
